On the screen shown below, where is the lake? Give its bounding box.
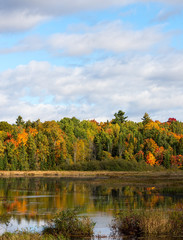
[0,173,183,239]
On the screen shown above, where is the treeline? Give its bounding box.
[0,111,183,171]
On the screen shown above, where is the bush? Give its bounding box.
[111,209,183,238]
[43,209,95,239]
[111,210,143,237]
[61,158,166,172]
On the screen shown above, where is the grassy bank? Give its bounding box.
[0,157,183,179]
[0,169,183,178]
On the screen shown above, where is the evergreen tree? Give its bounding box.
[3,153,8,170]
[112,110,128,124]
[16,115,25,127]
[142,112,151,125]
[94,135,103,160]
[0,157,4,170]
[163,149,171,169]
[27,135,36,170]
[18,143,29,170]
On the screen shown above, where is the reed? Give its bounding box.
[111,208,183,238]
[0,232,66,240]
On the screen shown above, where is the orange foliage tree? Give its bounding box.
[146,152,156,166]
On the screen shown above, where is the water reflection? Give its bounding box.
[0,177,183,236]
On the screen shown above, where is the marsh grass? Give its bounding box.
[111,209,183,238]
[0,232,66,240]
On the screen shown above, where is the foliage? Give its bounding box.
[142,112,151,125]
[146,152,156,166]
[112,110,128,124]
[0,111,183,170]
[62,159,161,171]
[0,122,13,133]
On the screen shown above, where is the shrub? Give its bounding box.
[111,210,143,237]
[61,159,163,171]
[0,214,10,226]
[43,209,95,239]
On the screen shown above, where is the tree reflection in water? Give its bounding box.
[0,177,183,235]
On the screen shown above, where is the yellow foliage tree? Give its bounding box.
[144,121,160,131]
[17,129,28,146]
[146,152,156,166]
[144,138,158,154]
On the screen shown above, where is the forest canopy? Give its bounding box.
[0,111,182,171]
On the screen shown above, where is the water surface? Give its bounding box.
[0,175,183,238]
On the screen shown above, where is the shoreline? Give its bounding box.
[0,170,183,178]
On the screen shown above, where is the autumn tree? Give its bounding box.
[0,121,13,132]
[0,114,183,170]
[146,152,156,166]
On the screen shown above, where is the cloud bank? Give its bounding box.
[0,21,165,56]
[1,52,183,123]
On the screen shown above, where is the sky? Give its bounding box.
[0,0,183,124]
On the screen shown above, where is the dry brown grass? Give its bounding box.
[111,209,183,238]
[0,233,66,240]
[141,210,170,235]
[0,170,183,178]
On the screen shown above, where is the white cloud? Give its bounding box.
[154,0,183,4]
[0,0,135,15]
[0,0,183,32]
[0,36,44,54]
[0,0,135,32]
[1,52,183,123]
[0,11,48,33]
[0,21,165,56]
[49,22,164,56]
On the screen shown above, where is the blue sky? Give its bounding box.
[0,0,183,123]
